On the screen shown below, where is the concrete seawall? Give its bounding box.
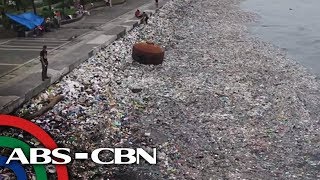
[0,1,162,114]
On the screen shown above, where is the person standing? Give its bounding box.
[40,45,49,81]
[54,10,61,27]
[155,0,159,7]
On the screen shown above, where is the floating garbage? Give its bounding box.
[6,0,320,179]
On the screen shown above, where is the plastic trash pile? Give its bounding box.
[7,0,320,179]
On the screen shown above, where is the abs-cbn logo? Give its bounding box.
[0,115,156,180]
[7,148,157,165]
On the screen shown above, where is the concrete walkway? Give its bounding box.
[0,0,167,114]
[0,0,154,77]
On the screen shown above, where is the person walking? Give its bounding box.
[155,0,159,7]
[40,45,49,81]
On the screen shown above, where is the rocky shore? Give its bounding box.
[4,0,320,179]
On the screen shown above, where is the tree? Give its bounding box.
[13,0,31,12]
[31,0,36,14]
[0,0,8,28]
[47,0,52,12]
[15,0,20,11]
[0,3,11,30]
[1,0,7,13]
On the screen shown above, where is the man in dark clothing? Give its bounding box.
[141,12,149,24]
[40,45,49,81]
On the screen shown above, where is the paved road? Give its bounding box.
[0,38,69,77]
[63,0,151,29]
[0,0,166,113]
[0,0,152,78]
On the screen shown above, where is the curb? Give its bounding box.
[60,14,85,25]
[0,96,25,114]
[112,0,126,5]
[0,22,136,114]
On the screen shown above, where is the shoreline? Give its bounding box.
[240,0,320,77]
[4,0,320,179]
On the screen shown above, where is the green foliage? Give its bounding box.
[12,0,32,11]
[35,2,44,8]
[52,0,63,5]
[40,7,54,18]
[1,16,12,29]
[63,7,76,15]
[54,2,65,9]
[54,2,63,8]
[83,0,96,4]
[1,0,105,19]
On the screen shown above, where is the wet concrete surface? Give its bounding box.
[0,39,69,76]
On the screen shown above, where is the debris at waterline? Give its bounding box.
[5,0,320,179]
[23,95,64,120]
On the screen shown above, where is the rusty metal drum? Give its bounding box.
[132,42,164,65]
